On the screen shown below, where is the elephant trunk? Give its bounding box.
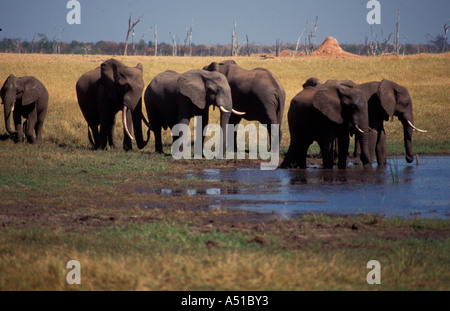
[358,131,371,165]
[131,99,150,150]
[402,118,415,163]
[219,109,231,156]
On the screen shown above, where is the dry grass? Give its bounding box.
[1,53,448,154]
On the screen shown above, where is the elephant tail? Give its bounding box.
[275,89,286,125]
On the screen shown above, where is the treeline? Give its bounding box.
[0,37,447,56]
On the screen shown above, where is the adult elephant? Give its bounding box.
[353,79,427,166]
[0,74,48,144]
[76,58,149,150]
[144,69,243,155]
[280,78,370,169]
[203,60,285,148]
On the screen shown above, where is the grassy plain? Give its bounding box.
[0,53,449,291]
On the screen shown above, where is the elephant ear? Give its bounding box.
[22,77,46,106]
[312,80,344,124]
[1,74,17,104]
[378,79,400,117]
[204,62,220,72]
[178,70,207,109]
[101,59,122,101]
[135,62,143,73]
[302,77,321,89]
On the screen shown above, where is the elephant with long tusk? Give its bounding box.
[144,69,245,155]
[76,58,150,151]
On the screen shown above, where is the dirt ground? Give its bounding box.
[1,155,448,248]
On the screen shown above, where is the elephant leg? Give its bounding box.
[200,110,210,157]
[337,134,350,169]
[228,114,243,152]
[108,115,123,150]
[34,117,45,143]
[13,111,24,143]
[24,108,39,144]
[369,130,378,163]
[297,140,312,169]
[154,126,163,153]
[34,94,48,144]
[25,118,37,144]
[99,108,116,150]
[319,140,334,169]
[376,128,387,166]
[281,138,309,169]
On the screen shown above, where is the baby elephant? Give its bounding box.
[0,74,49,143]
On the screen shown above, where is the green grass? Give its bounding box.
[0,216,448,290]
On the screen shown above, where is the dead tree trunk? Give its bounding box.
[231,21,237,56]
[246,34,250,56]
[275,39,281,57]
[394,7,400,55]
[443,23,449,52]
[154,25,158,56]
[124,5,143,56]
[189,20,193,56]
[294,25,307,57]
[170,33,177,56]
[311,15,318,52]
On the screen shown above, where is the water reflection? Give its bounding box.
[140,156,450,219]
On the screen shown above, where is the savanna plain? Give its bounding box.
[0,53,449,291]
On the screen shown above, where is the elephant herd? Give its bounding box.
[0,58,426,169]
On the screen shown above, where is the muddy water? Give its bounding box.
[183,156,450,219]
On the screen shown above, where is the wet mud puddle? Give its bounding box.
[143,156,450,219]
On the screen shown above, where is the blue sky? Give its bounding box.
[0,0,449,45]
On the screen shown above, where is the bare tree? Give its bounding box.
[137,26,152,56]
[309,15,319,53]
[183,21,194,57]
[231,21,237,56]
[380,30,393,54]
[54,27,64,54]
[189,20,194,56]
[275,39,281,57]
[294,24,307,57]
[394,7,401,55]
[124,4,143,56]
[304,21,309,54]
[246,34,250,56]
[31,33,37,53]
[154,25,158,56]
[170,32,178,56]
[443,23,450,52]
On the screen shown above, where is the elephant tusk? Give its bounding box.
[122,106,135,141]
[219,106,231,114]
[355,125,365,134]
[407,120,427,133]
[232,109,246,116]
